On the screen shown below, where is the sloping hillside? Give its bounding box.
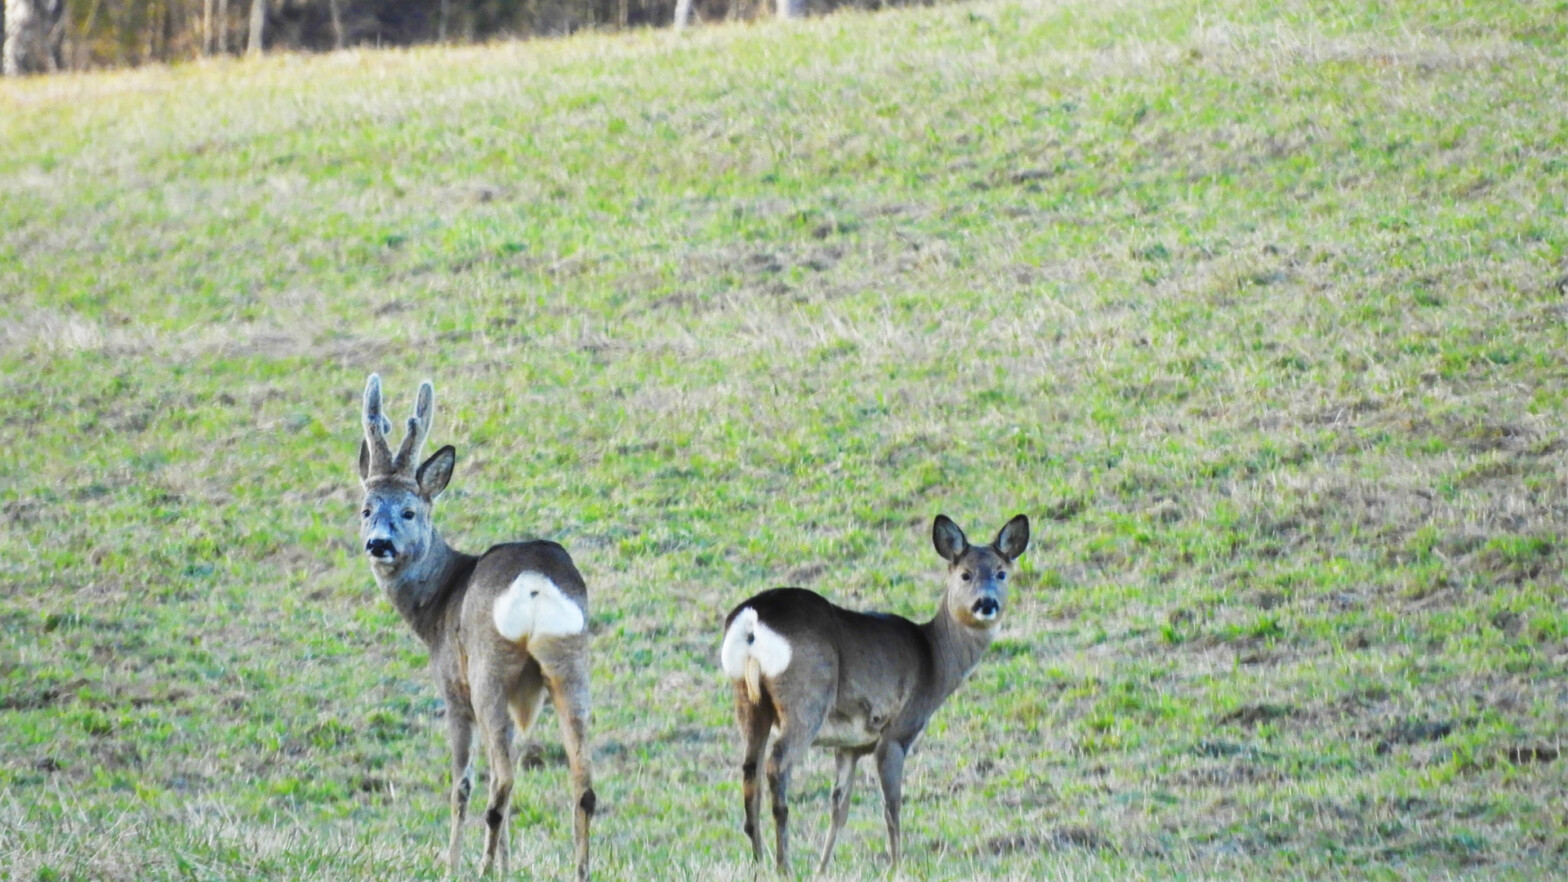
[2,1,1566,878]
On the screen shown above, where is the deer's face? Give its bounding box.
[360,478,435,576]
[945,544,1013,629]
[933,514,1030,631]
[356,374,455,579]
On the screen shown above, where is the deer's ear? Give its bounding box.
[932,515,969,563]
[417,445,456,499]
[994,514,1030,562]
[358,439,371,481]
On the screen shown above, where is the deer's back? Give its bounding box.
[469,540,586,603]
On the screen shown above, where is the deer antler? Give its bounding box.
[362,373,396,476]
[391,380,434,474]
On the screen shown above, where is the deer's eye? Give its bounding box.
[401,510,416,520]
[997,571,1007,581]
[361,508,370,518]
[961,571,973,581]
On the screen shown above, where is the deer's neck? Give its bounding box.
[377,533,476,648]
[920,603,995,702]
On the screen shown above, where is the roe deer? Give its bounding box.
[355,374,595,880]
[720,513,1030,875]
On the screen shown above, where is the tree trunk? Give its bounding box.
[216,0,228,52]
[151,0,171,63]
[1,0,11,75]
[776,0,804,18]
[4,0,41,74]
[327,0,343,49]
[202,0,214,54]
[673,0,691,29]
[70,0,101,70]
[4,0,61,75]
[246,0,264,57]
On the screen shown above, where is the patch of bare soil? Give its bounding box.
[1504,745,1560,766]
[518,741,569,770]
[1217,703,1296,728]
[981,825,1114,856]
[1358,717,1461,755]
[1169,761,1283,788]
[658,243,848,314]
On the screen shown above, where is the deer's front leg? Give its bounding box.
[444,708,475,875]
[874,739,908,872]
[815,748,863,875]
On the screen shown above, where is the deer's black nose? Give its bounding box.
[366,538,396,558]
[972,597,1000,618]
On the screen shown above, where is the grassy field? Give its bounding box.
[3,0,1567,878]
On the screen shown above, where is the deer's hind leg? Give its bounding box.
[735,680,776,863]
[765,690,832,876]
[541,639,595,882]
[473,658,538,876]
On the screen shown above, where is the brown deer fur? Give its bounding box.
[720,514,1030,875]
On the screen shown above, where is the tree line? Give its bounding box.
[2,0,896,74]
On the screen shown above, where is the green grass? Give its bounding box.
[3,0,1567,878]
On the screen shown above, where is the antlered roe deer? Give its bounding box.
[356,374,595,880]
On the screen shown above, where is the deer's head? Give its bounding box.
[357,374,455,578]
[932,514,1030,630]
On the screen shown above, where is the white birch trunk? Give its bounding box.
[4,0,38,75]
[4,0,59,75]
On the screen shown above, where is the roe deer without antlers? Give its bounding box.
[355,374,595,880]
[720,513,1030,876]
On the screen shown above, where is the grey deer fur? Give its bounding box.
[721,513,1030,876]
[356,374,595,880]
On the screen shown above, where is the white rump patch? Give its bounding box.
[493,572,585,642]
[720,607,792,680]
